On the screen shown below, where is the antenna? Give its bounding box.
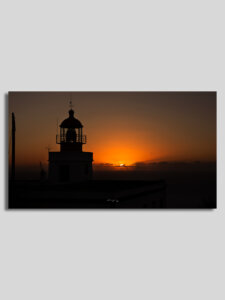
[69,93,73,110]
[45,146,51,154]
[69,101,73,110]
[56,118,59,135]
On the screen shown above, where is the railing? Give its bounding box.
[56,134,87,144]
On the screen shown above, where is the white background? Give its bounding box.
[0,1,224,299]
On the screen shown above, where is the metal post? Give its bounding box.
[11,113,15,181]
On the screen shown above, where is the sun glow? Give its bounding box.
[93,142,152,167]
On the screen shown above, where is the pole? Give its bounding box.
[11,112,15,181]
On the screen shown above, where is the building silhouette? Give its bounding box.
[48,107,93,183]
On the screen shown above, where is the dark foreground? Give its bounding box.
[8,167,217,209]
[8,180,167,209]
[93,169,217,209]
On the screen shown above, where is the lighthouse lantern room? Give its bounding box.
[48,105,93,183]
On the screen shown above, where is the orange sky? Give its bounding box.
[8,92,216,168]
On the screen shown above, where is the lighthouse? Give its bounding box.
[48,104,93,183]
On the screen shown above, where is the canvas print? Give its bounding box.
[8,92,216,209]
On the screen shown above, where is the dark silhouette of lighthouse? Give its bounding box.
[48,103,93,183]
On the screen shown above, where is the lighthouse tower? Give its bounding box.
[48,105,93,183]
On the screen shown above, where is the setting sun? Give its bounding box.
[8,92,216,172]
[8,91,217,210]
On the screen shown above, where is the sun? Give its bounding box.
[119,163,125,167]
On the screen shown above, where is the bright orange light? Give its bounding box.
[91,138,155,166]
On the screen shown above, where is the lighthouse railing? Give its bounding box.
[56,134,87,144]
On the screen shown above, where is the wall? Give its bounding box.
[49,151,93,182]
[1,1,224,300]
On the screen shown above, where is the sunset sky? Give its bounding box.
[8,92,216,169]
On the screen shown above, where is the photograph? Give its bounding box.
[8,91,216,209]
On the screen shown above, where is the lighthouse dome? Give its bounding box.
[60,109,83,128]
